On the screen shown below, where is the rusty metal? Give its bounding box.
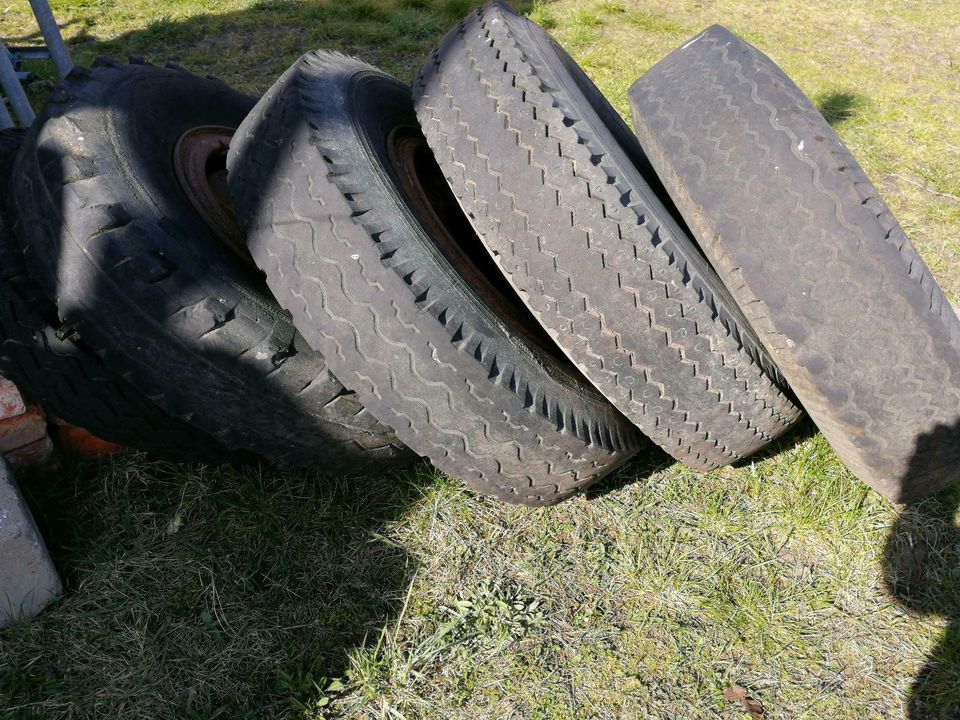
[173,126,251,264]
[386,127,560,357]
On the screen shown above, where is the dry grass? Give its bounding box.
[1,0,959,718]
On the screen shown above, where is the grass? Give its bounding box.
[1,0,959,718]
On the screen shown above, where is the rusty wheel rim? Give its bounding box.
[386,126,559,355]
[173,125,251,266]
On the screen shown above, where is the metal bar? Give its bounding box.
[9,47,54,62]
[9,48,49,83]
[0,43,34,126]
[0,100,14,130]
[27,0,72,79]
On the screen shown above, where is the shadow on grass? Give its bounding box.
[585,438,673,500]
[14,0,533,100]
[815,90,866,126]
[884,418,960,720]
[730,415,820,470]
[1,456,429,718]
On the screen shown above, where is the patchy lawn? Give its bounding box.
[1,0,959,718]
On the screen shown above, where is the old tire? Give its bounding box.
[11,58,412,473]
[0,128,240,462]
[227,51,644,505]
[414,2,803,472]
[629,26,960,501]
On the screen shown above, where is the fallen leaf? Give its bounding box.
[723,684,765,719]
[165,512,183,535]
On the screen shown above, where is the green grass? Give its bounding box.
[2,0,960,718]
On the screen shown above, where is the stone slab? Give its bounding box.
[0,458,61,626]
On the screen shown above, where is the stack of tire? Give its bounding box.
[1,2,956,505]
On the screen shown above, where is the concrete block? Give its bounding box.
[0,459,62,626]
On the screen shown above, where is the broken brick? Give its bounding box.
[5,435,54,468]
[0,375,26,421]
[0,405,47,454]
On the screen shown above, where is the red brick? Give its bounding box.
[0,405,47,453]
[0,376,26,421]
[52,422,129,457]
[5,435,53,468]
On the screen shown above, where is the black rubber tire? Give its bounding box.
[10,57,413,473]
[227,51,644,505]
[629,26,960,501]
[413,1,803,471]
[0,129,241,462]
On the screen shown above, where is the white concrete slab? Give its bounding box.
[0,458,61,626]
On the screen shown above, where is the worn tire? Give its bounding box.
[413,1,803,471]
[0,129,240,462]
[227,51,644,505]
[414,3,800,470]
[11,58,413,473]
[629,26,960,501]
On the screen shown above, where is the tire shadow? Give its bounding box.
[730,415,820,469]
[815,89,866,126]
[585,437,673,500]
[883,419,960,720]
[14,0,534,98]
[5,455,423,718]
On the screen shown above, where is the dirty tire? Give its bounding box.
[629,25,960,500]
[11,58,413,473]
[0,129,239,462]
[414,1,803,472]
[227,51,644,505]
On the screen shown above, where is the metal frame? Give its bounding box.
[0,0,73,129]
